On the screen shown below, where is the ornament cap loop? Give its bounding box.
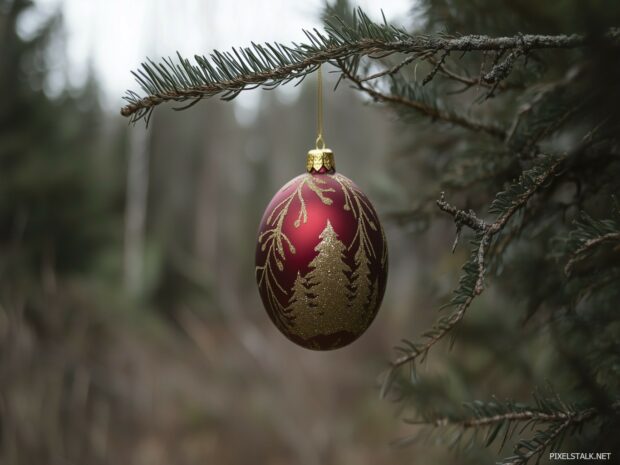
[306,148,335,173]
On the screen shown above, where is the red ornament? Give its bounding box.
[255,148,388,350]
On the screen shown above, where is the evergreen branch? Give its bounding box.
[406,390,620,465]
[521,103,583,156]
[358,54,419,82]
[423,394,619,430]
[562,212,620,276]
[427,55,521,92]
[501,421,570,465]
[386,155,564,380]
[482,46,528,98]
[422,50,450,85]
[503,398,620,465]
[501,398,620,465]
[390,293,474,369]
[436,193,488,231]
[564,232,620,275]
[506,65,585,154]
[119,7,619,122]
[383,237,480,385]
[436,192,487,252]
[445,409,589,428]
[476,156,564,292]
[339,64,507,139]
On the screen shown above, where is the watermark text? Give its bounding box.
[550,452,611,461]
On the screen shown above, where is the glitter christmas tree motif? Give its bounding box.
[350,233,372,311]
[285,220,373,343]
[305,220,352,312]
[255,165,388,350]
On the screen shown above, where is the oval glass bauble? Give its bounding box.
[255,149,388,350]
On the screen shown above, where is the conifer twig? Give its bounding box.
[388,155,564,373]
[119,7,620,123]
[437,192,487,252]
[387,119,606,390]
[503,421,570,465]
[339,64,507,139]
[407,394,619,465]
[428,56,522,92]
[428,406,596,429]
[564,232,620,276]
[359,54,420,82]
[474,157,563,293]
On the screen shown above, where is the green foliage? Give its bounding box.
[557,211,620,277]
[413,387,605,459]
[122,8,412,123]
[120,6,614,127]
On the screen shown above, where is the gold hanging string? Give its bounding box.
[315,64,326,150]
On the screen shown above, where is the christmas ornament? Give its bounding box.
[255,66,388,350]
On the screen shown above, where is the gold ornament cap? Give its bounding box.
[306,148,335,173]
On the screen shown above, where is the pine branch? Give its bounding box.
[339,63,507,139]
[501,421,570,465]
[482,48,525,84]
[385,155,564,384]
[500,398,620,465]
[359,54,418,82]
[506,64,586,154]
[404,389,620,465]
[426,55,522,92]
[436,192,487,252]
[119,8,619,123]
[561,212,620,276]
[422,393,618,430]
[477,156,564,292]
[447,409,590,428]
[565,232,620,275]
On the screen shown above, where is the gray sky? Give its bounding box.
[19,0,411,116]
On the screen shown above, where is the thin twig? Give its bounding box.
[422,50,449,85]
[474,157,563,293]
[359,53,420,82]
[390,297,473,369]
[437,192,488,252]
[340,65,507,139]
[506,64,586,146]
[564,232,620,276]
[483,48,524,84]
[505,421,570,465]
[426,406,597,429]
[428,56,520,91]
[437,192,488,232]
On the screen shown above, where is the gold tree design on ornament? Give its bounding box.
[282,175,386,340]
[284,218,380,340]
[287,220,352,340]
[333,173,385,310]
[256,175,335,328]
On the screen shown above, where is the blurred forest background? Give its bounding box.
[1,1,619,465]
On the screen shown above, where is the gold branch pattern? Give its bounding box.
[256,172,387,346]
[333,173,379,259]
[256,175,334,328]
